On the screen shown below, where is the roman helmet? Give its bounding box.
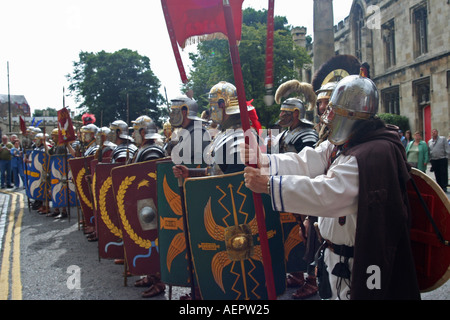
[274,80,316,127]
[34,133,48,148]
[51,128,59,144]
[27,126,42,136]
[80,124,98,143]
[109,120,133,142]
[131,115,162,146]
[322,65,379,145]
[169,95,203,127]
[51,128,58,137]
[96,127,111,145]
[315,82,337,116]
[209,81,241,123]
[312,54,362,117]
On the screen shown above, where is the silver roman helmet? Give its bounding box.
[312,54,362,117]
[274,80,316,127]
[80,124,98,142]
[109,120,133,141]
[35,133,48,147]
[323,71,379,145]
[131,115,162,145]
[96,127,111,145]
[169,95,203,127]
[27,126,42,137]
[316,82,337,116]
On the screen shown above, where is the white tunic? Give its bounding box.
[266,140,359,299]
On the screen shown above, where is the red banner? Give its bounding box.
[162,0,244,49]
[57,107,76,144]
[19,116,27,134]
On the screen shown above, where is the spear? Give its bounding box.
[264,0,275,107]
[222,0,276,300]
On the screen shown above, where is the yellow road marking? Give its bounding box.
[0,192,23,300]
[12,192,24,300]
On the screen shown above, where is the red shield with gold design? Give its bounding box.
[280,213,307,273]
[94,162,124,260]
[408,168,450,292]
[69,156,95,227]
[111,159,160,276]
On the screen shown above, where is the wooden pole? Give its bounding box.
[222,0,276,300]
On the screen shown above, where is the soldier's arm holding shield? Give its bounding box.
[172,165,209,179]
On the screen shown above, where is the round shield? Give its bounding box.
[407,168,450,292]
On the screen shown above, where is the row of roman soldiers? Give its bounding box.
[23,54,359,300]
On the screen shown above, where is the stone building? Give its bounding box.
[332,0,449,142]
[0,94,31,118]
[297,0,449,141]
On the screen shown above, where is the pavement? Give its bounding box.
[0,163,448,301]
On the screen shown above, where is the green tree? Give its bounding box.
[33,107,58,117]
[184,8,311,127]
[378,113,410,132]
[66,49,165,127]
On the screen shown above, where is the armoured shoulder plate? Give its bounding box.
[84,143,99,157]
[102,141,117,153]
[134,144,166,163]
[206,128,246,174]
[280,126,319,153]
[173,121,211,165]
[112,143,138,163]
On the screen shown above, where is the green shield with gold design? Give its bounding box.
[111,159,160,276]
[156,159,192,287]
[184,171,286,300]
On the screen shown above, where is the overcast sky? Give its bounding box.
[0,0,353,116]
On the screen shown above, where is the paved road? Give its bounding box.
[0,163,448,301]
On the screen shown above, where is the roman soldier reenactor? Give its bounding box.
[109,120,137,164]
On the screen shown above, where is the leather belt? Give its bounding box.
[325,240,354,258]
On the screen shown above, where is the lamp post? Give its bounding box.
[7,61,12,133]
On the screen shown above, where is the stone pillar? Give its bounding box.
[313,0,335,70]
[292,26,307,48]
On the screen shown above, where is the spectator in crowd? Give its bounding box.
[399,130,406,147]
[404,130,412,148]
[406,131,429,172]
[0,135,13,188]
[10,140,26,189]
[428,129,449,192]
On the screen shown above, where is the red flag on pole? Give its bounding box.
[161,0,244,83]
[19,116,27,135]
[161,0,277,300]
[57,107,76,144]
[162,0,243,48]
[222,1,276,300]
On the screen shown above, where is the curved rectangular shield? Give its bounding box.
[26,150,50,201]
[183,171,286,300]
[94,162,124,260]
[157,159,189,287]
[24,150,33,199]
[50,154,77,208]
[69,156,95,227]
[111,159,160,276]
[156,159,202,287]
[280,212,307,273]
